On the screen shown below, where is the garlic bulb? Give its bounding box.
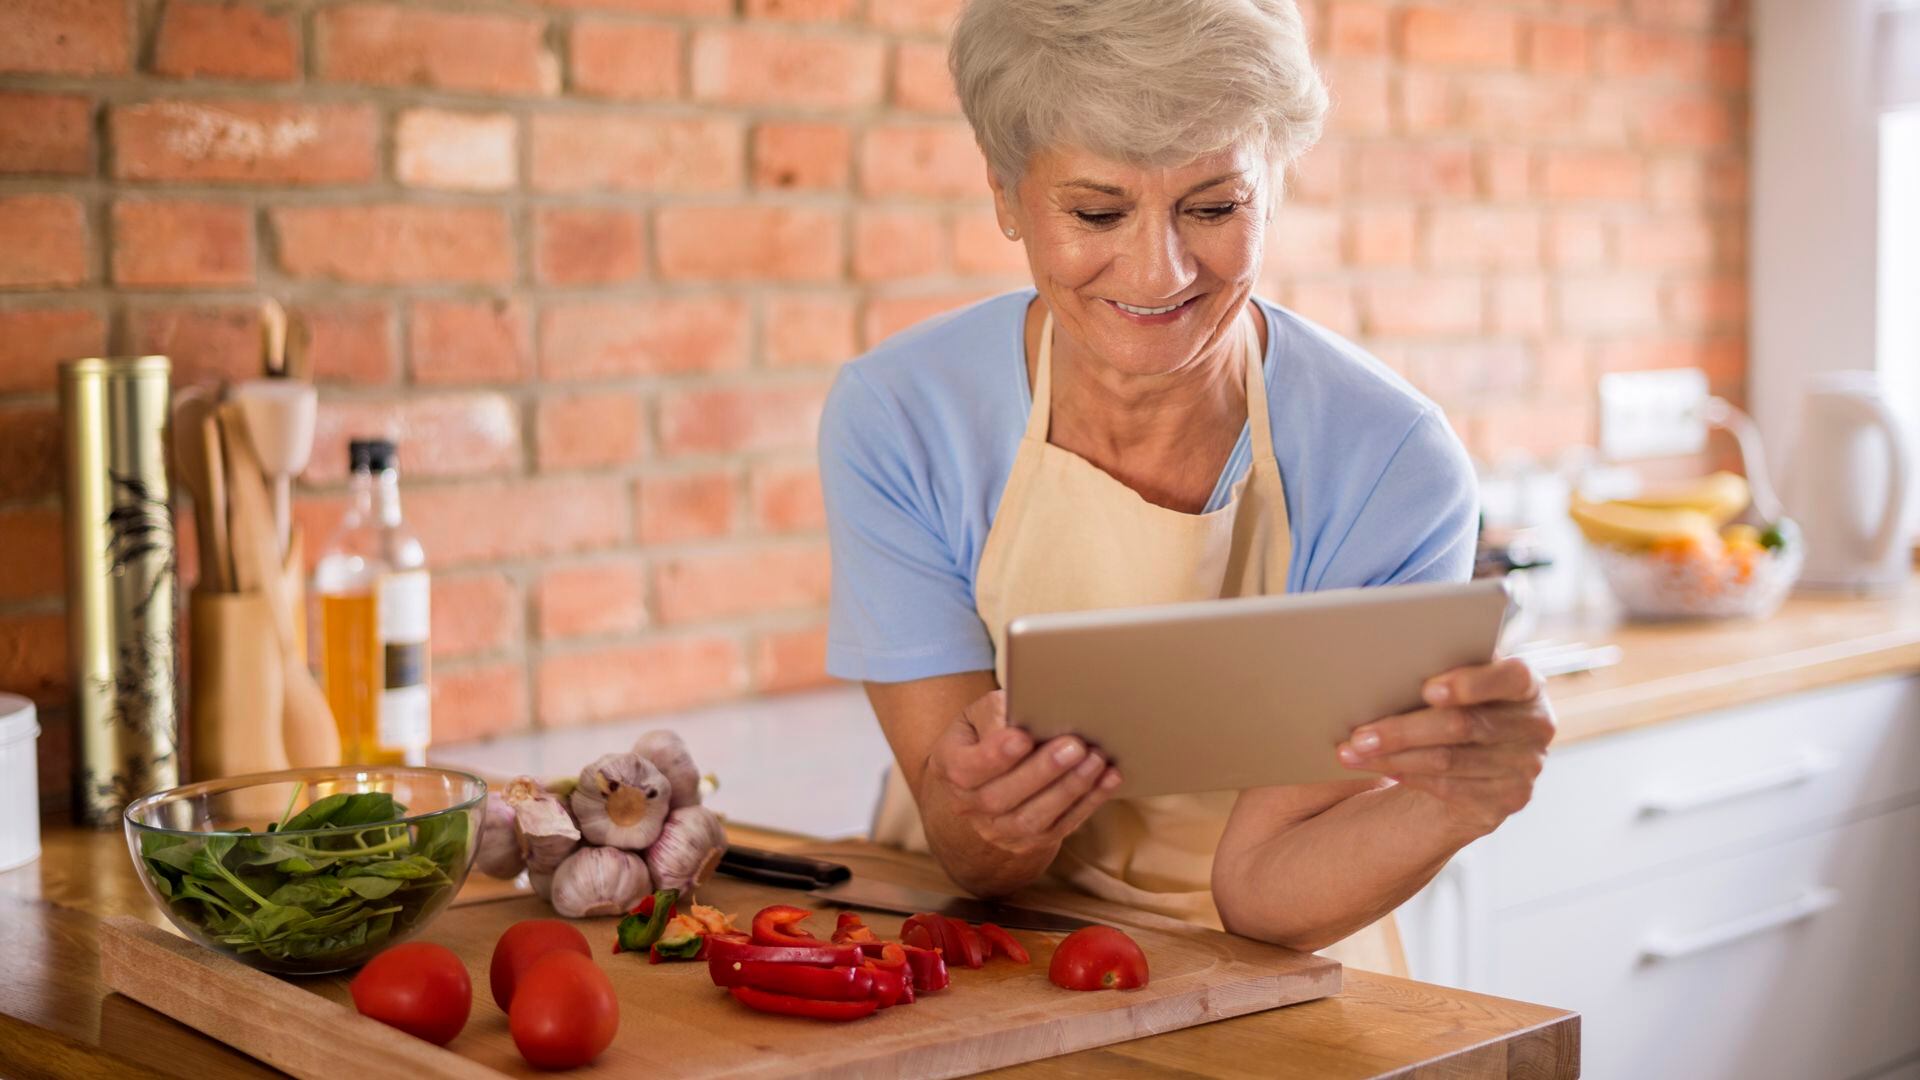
[571,753,670,850]
[644,805,727,894]
[549,846,651,918]
[474,791,526,878]
[631,729,702,809]
[506,774,581,874]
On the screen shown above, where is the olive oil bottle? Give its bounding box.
[313,440,430,766]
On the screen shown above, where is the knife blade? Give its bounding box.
[715,845,1093,933]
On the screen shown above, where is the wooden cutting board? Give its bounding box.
[100,843,1340,1079]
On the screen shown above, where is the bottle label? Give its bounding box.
[376,570,430,752]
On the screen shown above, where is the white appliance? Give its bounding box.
[1784,371,1914,592]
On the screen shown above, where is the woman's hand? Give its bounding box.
[1334,657,1555,840]
[921,689,1123,878]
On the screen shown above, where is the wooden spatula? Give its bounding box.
[171,389,226,592]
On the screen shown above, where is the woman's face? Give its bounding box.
[992,142,1272,379]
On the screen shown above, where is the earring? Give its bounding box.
[1004,227,1018,239]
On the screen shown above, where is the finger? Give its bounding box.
[1006,748,1109,833]
[1344,706,1489,757]
[970,736,1094,812]
[1422,657,1542,709]
[937,695,1030,790]
[1341,743,1539,781]
[1043,767,1123,837]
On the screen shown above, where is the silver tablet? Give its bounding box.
[1004,578,1512,799]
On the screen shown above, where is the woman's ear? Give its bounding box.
[987,167,1021,240]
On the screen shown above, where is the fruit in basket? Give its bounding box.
[1613,471,1751,525]
[1568,494,1718,548]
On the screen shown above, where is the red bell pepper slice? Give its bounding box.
[900,942,948,992]
[728,985,880,1023]
[751,904,821,947]
[705,933,862,968]
[831,911,881,945]
[954,921,988,969]
[708,958,876,1001]
[861,962,910,1008]
[978,923,1031,964]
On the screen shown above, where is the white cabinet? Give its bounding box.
[1399,674,1920,1080]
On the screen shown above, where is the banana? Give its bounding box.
[1614,471,1750,525]
[1569,494,1718,549]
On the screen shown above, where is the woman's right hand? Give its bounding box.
[921,689,1123,870]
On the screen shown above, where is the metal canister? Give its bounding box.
[60,356,180,827]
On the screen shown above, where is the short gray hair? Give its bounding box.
[949,0,1328,185]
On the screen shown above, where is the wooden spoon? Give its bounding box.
[170,389,224,592]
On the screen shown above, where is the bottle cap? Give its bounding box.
[348,438,398,473]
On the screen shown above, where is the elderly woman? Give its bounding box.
[818,0,1555,962]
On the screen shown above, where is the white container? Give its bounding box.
[0,694,42,872]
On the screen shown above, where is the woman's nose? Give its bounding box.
[1121,215,1196,299]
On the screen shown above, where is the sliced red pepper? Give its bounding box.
[900,942,948,992]
[705,933,862,968]
[831,911,881,946]
[708,958,875,1001]
[899,914,941,955]
[977,923,1031,964]
[728,985,880,1023]
[861,962,909,1008]
[866,942,908,971]
[751,904,821,947]
[955,921,988,969]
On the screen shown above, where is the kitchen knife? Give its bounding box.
[715,845,1093,933]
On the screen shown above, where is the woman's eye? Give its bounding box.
[1190,203,1240,220]
[1072,210,1123,227]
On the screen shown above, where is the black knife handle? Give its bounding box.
[717,845,852,889]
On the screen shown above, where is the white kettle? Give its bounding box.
[1784,371,1913,593]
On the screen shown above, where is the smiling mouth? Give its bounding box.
[1107,297,1198,317]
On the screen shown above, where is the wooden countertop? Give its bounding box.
[1536,582,1920,745]
[0,825,1577,1080]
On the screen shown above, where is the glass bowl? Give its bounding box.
[123,765,485,975]
[1593,540,1804,620]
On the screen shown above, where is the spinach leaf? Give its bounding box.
[342,877,404,900]
[267,876,352,909]
[332,792,398,827]
[280,792,352,832]
[341,854,438,880]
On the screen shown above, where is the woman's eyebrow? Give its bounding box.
[1056,173,1245,198]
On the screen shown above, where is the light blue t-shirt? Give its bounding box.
[819,289,1478,684]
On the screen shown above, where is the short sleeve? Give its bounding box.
[818,367,996,682]
[1313,410,1478,589]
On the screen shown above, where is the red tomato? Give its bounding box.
[509,951,620,1070]
[491,919,592,1012]
[350,942,473,1045]
[1048,926,1149,991]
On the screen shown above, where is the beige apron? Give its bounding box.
[871,302,1402,973]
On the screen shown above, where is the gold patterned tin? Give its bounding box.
[60,356,180,827]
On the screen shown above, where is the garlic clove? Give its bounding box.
[572,752,670,850]
[549,845,651,918]
[474,791,527,879]
[632,729,702,809]
[506,774,582,875]
[644,805,728,895]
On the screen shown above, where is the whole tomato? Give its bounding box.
[349,942,473,1045]
[1048,926,1149,991]
[491,919,593,1011]
[509,951,620,1069]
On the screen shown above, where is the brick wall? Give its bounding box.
[0,0,1748,774]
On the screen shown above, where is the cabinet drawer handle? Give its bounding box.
[1639,887,1840,964]
[1637,750,1835,817]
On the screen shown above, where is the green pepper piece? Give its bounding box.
[615,888,681,953]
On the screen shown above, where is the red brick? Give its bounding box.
[1395,69,1453,132]
[751,461,825,533]
[1556,276,1662,333]
[1349,208,1416,267]
[537,636,744,727]
[571,20,682,101]
[1327,2,1390,57]
[755,625,831,692]
[0,93,92,175]
[1288,142,1346,204]
[431,571,520,660]
[1352,143,1476,199]
[860,124,985,198]
[1401,6,1520,68]
[0,0,128,76]
[535,208,646,286]
[1616,218,1717,269]
[1628,0,1738,28]
[407,478,627,567]
[409,299,530,385]
[111,200,254,288]
[867,0,963,35]
[153,1,298,82]
[531,114,742,194]
[893,42,959,112]
[1706,38,1749,91]
[654,542,830,624]
[1595,335,1743,381]
[539,298,750,380]
[395,109,516,193]
[747,0,858,18]
[536,393,647,470]
[754,122,852,191]
[1581,87,1633,147]
[536,0,728,12]
[0,508,65,602]
[1455,77,1582,139]
[0,195,87,289]
[294,302,396,385]
[1281,281,1358,339]
[1541,150,1645,202]
[111,101,377,185]
[1362,278,1483,338]
[764,294,858,368]
[0,612,68,706]
[636,470,737,544]
[1322,60,1391,137]
[691,27,883,109]
[1470,401,1595,460]
[659,384,830,457]
[0,405,64,501]
[1477,145,1531,200]
[862,290,996,347]
[854,208,947,282]
[1526,19,1590,77]
[1421,208,1540,269]
[1597,27,1713,82]
[657,205,844,283]
[432,662,528,743]
[0,309,107,392]
[1534,340,1592,401]
[950,209,1029,277]
[1490,276,1551,336]
[1270,207,1344,272]
[1665,275,1746,328]
[306,393,522,484]
[128,304,265,385]
[1546,214,1608,268]
[1633,91,1737,150]
[317,4,556,95]
[273,205,513,285]
[537,562,648,640]
[1649,157,1747,208]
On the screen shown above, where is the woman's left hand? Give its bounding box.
[1335,657,1556,839]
